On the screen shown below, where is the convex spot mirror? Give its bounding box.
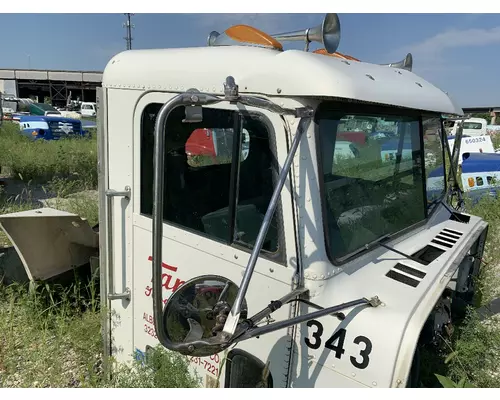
[162,274,248,357]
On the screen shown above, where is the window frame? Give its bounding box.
[139,102,287,265]
[314,100,444,266]
[421,114,449,213]
[438,117,449,196]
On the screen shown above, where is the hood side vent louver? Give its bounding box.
[386,263,427,288]
[430,228,463,249]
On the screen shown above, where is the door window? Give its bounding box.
[140,103,284,258]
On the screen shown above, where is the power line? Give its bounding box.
[123,13,135,50]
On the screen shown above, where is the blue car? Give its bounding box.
[18,115,89,141]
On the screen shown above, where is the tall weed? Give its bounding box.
[0,122,97,190]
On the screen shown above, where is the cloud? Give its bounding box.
[391,25,500,75]
[408,26,500,57]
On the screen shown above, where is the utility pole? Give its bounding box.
[123,13,135,50]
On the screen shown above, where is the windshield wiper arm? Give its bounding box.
[378,241,426,265]
[367,234,427,265]
[339,230,427,265]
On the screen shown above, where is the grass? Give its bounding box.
[0,278,199,388]
[0,121,199,388]
[0,121,105,387]
[0,122,97,189]
[0,120,499,388]
[418,194,500,388]
[0,279,102,387]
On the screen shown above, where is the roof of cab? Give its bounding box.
[103,46,463,116]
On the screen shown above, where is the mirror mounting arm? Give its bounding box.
[221,117,313,339]
[236,287,310,333]
[235,296,382,342]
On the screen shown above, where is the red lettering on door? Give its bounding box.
[143,312,155,325]
[162,274,185,292]
[145,256,185,298]
[148,256,177,272]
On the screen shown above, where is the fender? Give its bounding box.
[288,209,487,388]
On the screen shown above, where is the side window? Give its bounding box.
[140,103,280,255]
[476,176,484,186]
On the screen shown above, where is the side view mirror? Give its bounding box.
[161,273,379,359]
[162,275,249,357]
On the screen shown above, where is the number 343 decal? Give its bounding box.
[304,320,373,370]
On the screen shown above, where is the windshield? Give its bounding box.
[316,103,446,262]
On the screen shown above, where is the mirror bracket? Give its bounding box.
[224,76,239,102]
[182,105,203,123]
[182,88,204,123]
[159,273,382,357]
[235,296,382,342]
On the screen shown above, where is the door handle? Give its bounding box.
[106,185,131,301]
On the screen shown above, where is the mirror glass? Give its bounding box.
[163,275,248,347]
[186,127,250,168]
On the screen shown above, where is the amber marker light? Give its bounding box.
[313,48,361,62]
[225,25,283,51]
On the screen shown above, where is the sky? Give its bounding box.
[0,13,498,108]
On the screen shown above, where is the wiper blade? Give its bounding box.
[377,240,427,265]
[339,230,426,266]
[362,234,426,265]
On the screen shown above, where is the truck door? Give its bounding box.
[131,93,299,388]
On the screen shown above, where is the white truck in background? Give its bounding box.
[80,102,97,117]
[447,117,487,137]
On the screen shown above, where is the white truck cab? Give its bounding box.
[0,14,489,389]
[448,117,487,137]
[80,101,97,117]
